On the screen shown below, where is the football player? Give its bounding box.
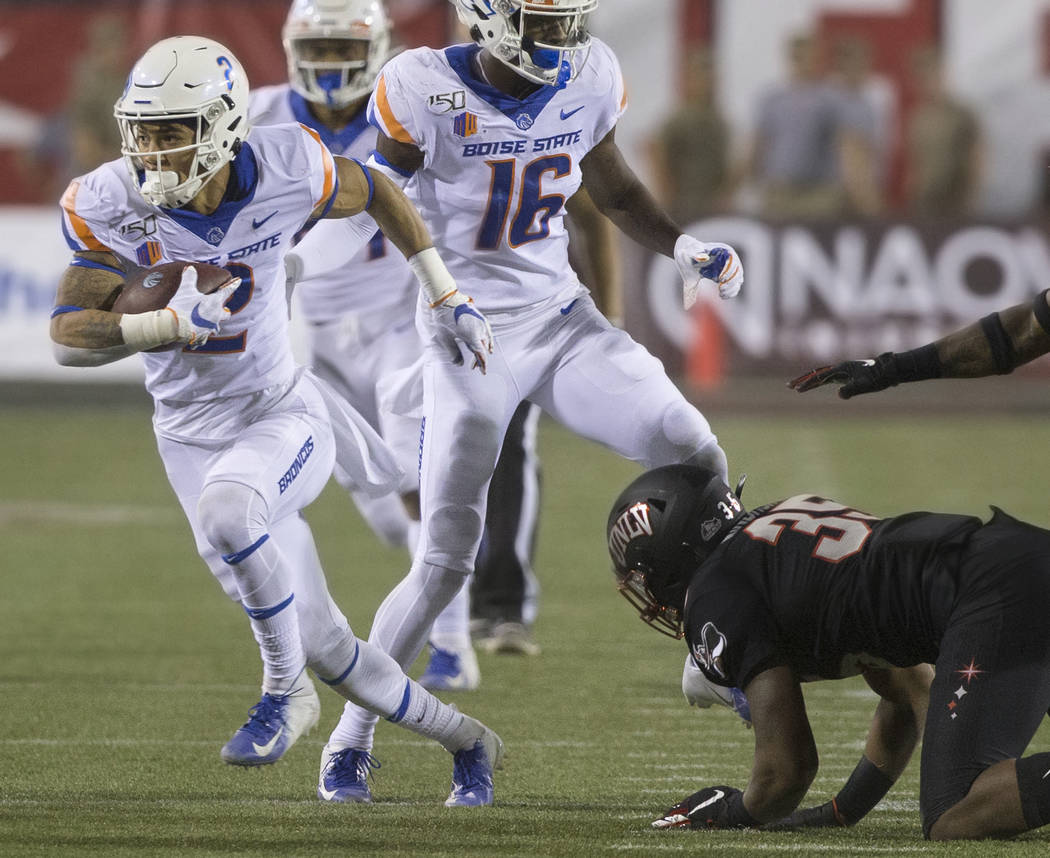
[251,0,489,699]
[288,0,745,800]
[49,35,503,806]
[788,290,1050,398]
[608,464,1050,840]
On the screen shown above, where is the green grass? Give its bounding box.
[2,401,1050,856]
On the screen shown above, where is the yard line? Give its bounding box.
[0,500,178,526]
[609,843,933,853]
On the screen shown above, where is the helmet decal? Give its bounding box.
[606,465,746,639]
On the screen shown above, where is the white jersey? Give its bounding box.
[249,84,415,322]
[368,39,627,313]
[60,123,338,415]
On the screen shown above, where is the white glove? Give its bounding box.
[166,266,239,348]
[674,235,743,309]
[431,289,495,374]
[682,655,751,727]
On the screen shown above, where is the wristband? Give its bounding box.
[889,343,941,383]
[408,247,458,307]
[119,308,179,351]
[833,756,895,824]
[1033,289,1050,336]
[979,312,1017,374]
[724,790,758,828]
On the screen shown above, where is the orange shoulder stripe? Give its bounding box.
[59,180,107,252]
[301,124,337,208]
[375,75,415,145]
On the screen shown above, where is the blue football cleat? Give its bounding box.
[419,643,480,691]
[220,680,320,766]
[445,726,504,807]
[317,746,381,803]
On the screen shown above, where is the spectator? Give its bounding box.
[904,46,982,219]
[649,48,733,224]
[22,14,128,201]
[830,35,889,216]
[748,33,876,220]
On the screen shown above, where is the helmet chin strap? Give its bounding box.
[734,474,748,501]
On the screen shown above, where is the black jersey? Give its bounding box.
[682,495,983,689]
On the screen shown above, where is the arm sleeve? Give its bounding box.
[290,211,381,282]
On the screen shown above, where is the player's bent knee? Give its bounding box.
[648,400,728,481]
[198,479,269,554]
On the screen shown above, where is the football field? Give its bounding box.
[3,391,1050,857]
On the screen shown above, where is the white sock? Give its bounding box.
[243,592,306,696]
[393,679,481,753]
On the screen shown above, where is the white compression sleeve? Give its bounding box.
[291,212,381,282]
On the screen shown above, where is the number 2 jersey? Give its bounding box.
[367,40,627,313]
[60,123,339,434]
[248,85,415,322]
[683,496,989,689]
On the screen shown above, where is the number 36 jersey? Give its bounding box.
[60,123,338,406]
[682,496,985,689]
[368,40,627,313]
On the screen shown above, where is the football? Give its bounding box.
[111,261,235,315]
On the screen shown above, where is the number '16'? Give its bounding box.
[477,155,571,250]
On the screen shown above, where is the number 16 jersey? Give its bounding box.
[367,40,627,314]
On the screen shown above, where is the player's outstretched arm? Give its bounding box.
[296,144,492,373]
[789,294,1050,398]
[580,128,742,309]
[764,664,930,830]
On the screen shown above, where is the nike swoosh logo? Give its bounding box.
[560,106,584,120]
[252,211,278,229]
[190,306,218,330]
[1043,768,1050,779]
[318,784,340,801]
[251,726,284,757]
[690,789,725,814]
[560,299,579,315]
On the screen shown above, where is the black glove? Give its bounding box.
[762,800,846,831]
[788,354,899,399]
[652,785,747,830]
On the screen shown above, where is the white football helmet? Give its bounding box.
[451,0,597,88]
[114,36,249,208]
[283,0,390,108]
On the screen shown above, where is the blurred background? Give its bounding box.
[5,0,1050,398]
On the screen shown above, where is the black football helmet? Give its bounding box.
[606,465,745,638]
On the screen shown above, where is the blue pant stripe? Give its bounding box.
[386,681,413,723]
[317,643,361,687]
[222,533,270,565]
[242,592,294,621]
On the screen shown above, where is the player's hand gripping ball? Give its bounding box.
[112,262,238,351]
